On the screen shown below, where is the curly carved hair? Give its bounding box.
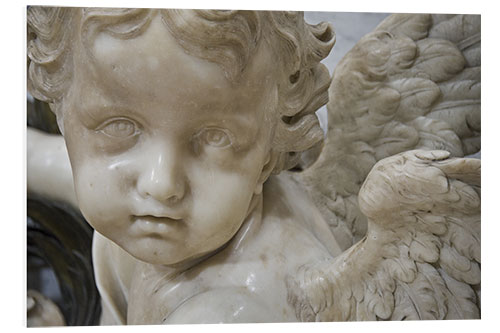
[27,7,335,172]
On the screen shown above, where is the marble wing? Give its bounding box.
[287,149,480,321]
[286,13,481,321]
[297,14,481,251]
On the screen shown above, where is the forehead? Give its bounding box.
[71,15,275,114]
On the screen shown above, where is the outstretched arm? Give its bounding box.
[27,128,78,208]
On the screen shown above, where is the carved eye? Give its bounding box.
[198,128,232,148]
[97,118,138,138]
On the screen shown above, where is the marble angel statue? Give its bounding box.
[27,7,480,324]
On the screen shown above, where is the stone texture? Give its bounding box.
[27,9,480,324]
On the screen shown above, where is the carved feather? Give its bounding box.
[297,13,480,250]
[288,150,481,321]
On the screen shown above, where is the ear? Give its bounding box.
[254,151,278,195]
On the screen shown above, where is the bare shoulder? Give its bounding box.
[163,287,283,323]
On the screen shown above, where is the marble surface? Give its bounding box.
[305,12,390,132]
[27,8,480,324]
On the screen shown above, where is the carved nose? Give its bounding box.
[137,148,185,204]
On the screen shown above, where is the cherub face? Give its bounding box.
[61,16,278,265]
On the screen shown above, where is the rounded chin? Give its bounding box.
[120,243,189,266]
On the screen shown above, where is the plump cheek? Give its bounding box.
[72,162,128,235]
[187,170,257,251]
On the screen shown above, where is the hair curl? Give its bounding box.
[27,7,335,172]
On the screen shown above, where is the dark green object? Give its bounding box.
[27,194,101,326]
[27,96,61,134]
